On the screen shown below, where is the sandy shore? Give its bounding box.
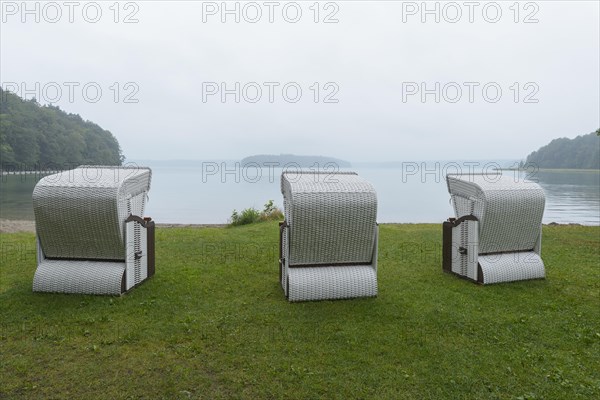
[153,223,228,229]
[0,219,585,234]
[0,219,36,233]
[0,219,228,233]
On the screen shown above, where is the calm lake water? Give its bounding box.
[1,161,599,225]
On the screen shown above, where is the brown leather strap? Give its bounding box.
[125,214,149,227]
[446,215,478,227]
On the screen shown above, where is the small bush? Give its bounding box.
[229,208,261,226]
[259,200,284,222]
[229,200,284,226]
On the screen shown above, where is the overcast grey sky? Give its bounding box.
[1,0,598,162]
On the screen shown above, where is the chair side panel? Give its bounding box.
[479,189,545,254]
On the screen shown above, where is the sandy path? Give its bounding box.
[0,219,227,233]
[0,219,36,233]
[0,219,581,234]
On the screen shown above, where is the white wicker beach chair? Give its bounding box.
[279,171,378,301]
[32,165,155,295]
[443,173,546,284]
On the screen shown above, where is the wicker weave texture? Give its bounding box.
[281,172,377,266]
[280,171,378,301]
[447,174,545,254]
[125,218,148,290]
[33,259,125,295]
[450,219,479,280]
[287,265,377,302]
[33,166,151,260]
[479,252,545,284]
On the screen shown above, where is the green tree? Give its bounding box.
[0,86,124,168]
[525,129,600,169]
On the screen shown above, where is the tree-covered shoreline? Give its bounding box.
[0,87,123,169]
[525,129,600,170]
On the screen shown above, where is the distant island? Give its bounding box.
[525,129,599,170]
[0,87,123,169]
[241,154,352,168]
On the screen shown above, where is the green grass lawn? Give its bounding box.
[1,223,599,399]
